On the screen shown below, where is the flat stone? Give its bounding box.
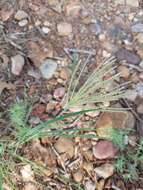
[125,89,138,102]
[11,54,25,75]
[93,140,117,159]
[116,48,141,65]
[114,0,138,7]
[95,163,114,179]
[57,22,72,36]
[54,137,75,158]
[66,1,82,17]
[131,23,143,33]
[95,112,128,138]
[15,10,28,20]
[40,59,57,79]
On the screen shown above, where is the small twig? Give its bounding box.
[64,48,96,55]
[123,99,143,123]
[51,145,67,173]
[122,62,143,72]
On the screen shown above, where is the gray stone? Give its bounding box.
[131,23,143,33]
[40,59,57,79]
[90,21,102,35]
[108,25,124,39]
[116,48,141,65]
[136,83,143,98]
[125,89,138,102]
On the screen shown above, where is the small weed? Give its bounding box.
[115,138,143,182]
[9,100,27,127]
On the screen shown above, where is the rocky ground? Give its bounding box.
[0,0,143,189]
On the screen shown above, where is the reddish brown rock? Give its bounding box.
[93,140,117,159]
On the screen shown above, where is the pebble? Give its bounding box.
[53,87,65,100]
[29,116,41,125]
[136,33,143,43]
[137,103,143,114]
[128,135,137,147]
[116,48,141,65]
[98,33,106,41]
[90,22,102,35]
[139,60,143,68]
[11,54,25,75]
[60,68,70,80]
[125,89,138,102]
[131,23,143,33]
[40,59,57,79]
[24,183,37,190]
[27,69,41,79]
[139,73,143,80]
[66,1,82,17]
[124,112,135,130]
[42,26,50,34]
[73,170,83,183]
[54,137,75,158]
[20,165,34,182]
[108,25,124,39]
[46,101,56,112]
[136,83,143,98]
[85,180,96,190]
[57,22,72,36]
[93,140,117,159]
[15,10,28,20]
[18,19,28,27]
[118,65,130,79]
[94,163,114,179]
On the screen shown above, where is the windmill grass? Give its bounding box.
[0,56,128,188]
[63,56,126,111]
